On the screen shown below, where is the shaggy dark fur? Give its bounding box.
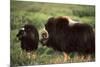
[16,24,39,52]
[41,16,95,55]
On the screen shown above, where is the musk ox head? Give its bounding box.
[40,16,68,45]
[16,24,39,51]
[17,24,35,40]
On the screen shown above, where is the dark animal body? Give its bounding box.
[17,24,39,52]
[41,16,95,57]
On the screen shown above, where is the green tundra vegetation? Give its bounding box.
[10,1,95,66]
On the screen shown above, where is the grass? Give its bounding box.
[10,1,95,66]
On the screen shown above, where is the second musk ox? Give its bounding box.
[41,16,95,61]
[16,24,39,58]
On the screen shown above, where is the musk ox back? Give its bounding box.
[41,16,95,60]
[17,24,39,52]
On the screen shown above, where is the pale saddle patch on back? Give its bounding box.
[60,16,82,26]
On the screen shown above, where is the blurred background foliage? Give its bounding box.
[11,1,95,30]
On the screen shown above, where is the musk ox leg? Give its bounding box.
[86,55,91,61]
[77,54,92,61]
[76,54,85,61]
[83,54,93,61]
[27,51,36,59]
[31,51,36,59]
[20,50,23,56]
[27,52,31,59]
[63,52,70,62]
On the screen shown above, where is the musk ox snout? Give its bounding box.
[16,28,27,40]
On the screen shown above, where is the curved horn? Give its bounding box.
[42,28,49,39]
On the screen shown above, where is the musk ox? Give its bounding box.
[16,24,39,58]
[41,16,95,61]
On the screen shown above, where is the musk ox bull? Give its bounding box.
[16,24,39,58]
[41,16,95,61]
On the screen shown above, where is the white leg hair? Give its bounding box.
[27,52,31,59]
[63,52,70,62]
